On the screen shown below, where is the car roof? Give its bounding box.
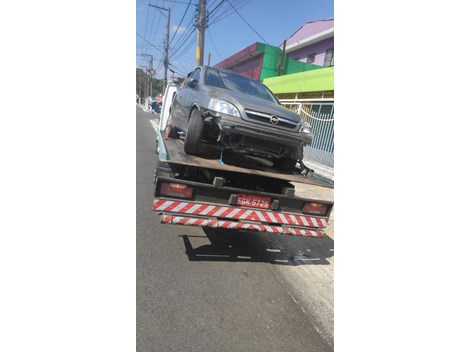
[199,65,259,82]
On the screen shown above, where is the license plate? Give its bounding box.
[237,194,271,209]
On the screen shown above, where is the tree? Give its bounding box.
[136,68,164,97]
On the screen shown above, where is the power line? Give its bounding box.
[168,64,187,76]
[148,5,163,56]
[163,0,191,5]
[207,27,224,60]
[169,0,192,46]
[169,26,196,58]
[208,0,250,24]
[136,33,165,55]
[169,7,197,52]
[140,1,151,65]
[175,30,197,59]
[225,0,268,44]
[208,0,225,16]
[163,0,193,5]
[146,4,158,55]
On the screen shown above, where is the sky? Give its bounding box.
[136,0,334,78]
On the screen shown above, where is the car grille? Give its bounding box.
[244,109,298,129]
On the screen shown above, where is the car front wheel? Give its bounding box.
[184,108,204,155]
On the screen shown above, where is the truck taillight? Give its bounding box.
[302,202,328,216]
[160,182,193,198]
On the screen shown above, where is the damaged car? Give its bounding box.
[167,66,313,170]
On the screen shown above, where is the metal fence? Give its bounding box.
[280,99,334,180]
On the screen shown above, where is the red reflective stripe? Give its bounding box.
[161,215,172,223]
[206,206,222,216]
[303,216,315,227]
[219,208,234,218]
[261,212,272,222]
[192,204,208,215]
[246,211,259,221]
[231,208,247,219]
[303,230,313,237]
[152,199,166,211]
[294,215,305,226]
[163,201,182,212]
[179,203,196,213]
[271,212,283,223]
[178,217,191,225]
[161,214,326,238]
[282,214,291,224]
[287,215,297,225]
[157,200,325,227]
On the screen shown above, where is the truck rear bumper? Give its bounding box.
[153,198,328,237]
[161,214,325,237]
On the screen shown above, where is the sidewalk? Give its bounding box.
[137,103,151,113]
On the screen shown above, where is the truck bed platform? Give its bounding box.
[159,132,333,189]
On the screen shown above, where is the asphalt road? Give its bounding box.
[136,106,333,352]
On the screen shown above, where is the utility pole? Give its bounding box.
[279,40,286,76]
[196,0,206,66]
[148,63,153,98]
[149,4,170,89]
[138,65,148,98]
[141,54,154,97]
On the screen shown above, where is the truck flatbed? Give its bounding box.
[158,131,333,189]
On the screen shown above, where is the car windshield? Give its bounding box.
[204,67,278,104]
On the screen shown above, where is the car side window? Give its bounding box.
[204,68,225,88]
[190,68,201,83]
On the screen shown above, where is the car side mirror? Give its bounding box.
[188,79,198,88]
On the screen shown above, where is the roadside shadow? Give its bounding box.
[180,227,334,266]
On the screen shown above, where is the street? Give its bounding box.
[136,106,334,351]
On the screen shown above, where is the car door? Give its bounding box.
[170,72,190,130]
[173,68,201,131]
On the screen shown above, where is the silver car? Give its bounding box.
[168,66,313,170]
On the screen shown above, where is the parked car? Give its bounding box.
[167,66,313,170]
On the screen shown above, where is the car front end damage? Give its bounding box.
[199,105,313,162]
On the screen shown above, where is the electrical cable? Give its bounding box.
[169,0,192,46]
[207,27,224,60]
[225,0,268,44]
[136,33,165,55]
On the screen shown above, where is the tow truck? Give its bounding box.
[153,123,334,238]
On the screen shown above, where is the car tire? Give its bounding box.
[184,108,204,155]
[276,157,298,171]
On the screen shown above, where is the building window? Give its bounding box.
[307,53,316,64]
[324,48,334,67]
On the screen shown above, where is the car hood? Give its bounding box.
[205,87,301,123]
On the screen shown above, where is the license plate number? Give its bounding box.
[237,194,271,209]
